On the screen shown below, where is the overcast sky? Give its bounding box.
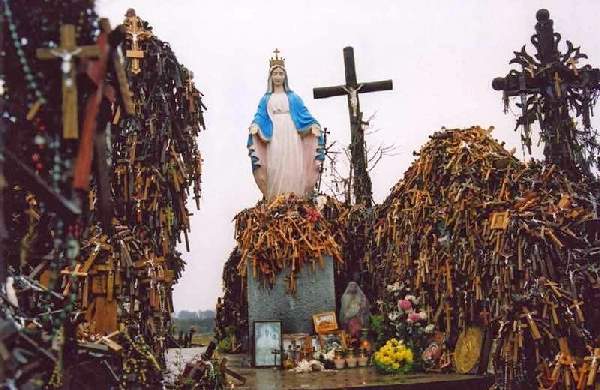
[96,0,600,312]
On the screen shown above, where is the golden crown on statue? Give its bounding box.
[269,48,285,69]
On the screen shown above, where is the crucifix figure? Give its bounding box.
[492,9,600,178]
[313,47,393,207]
[123,9,153,75]
[36,24,100,139]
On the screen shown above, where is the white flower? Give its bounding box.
[419,312,428,320]
[425,324,435,334]
[388,311,400,321]
[405,295,417,303]
[387,282,401,292]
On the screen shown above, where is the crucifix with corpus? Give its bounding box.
[313,47,393,207]
[36,24,100,139]
[123,9,153,75]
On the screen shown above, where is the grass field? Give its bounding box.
[191,333,214,346]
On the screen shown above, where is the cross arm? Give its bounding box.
[313,85,347,99]
[313,80,393,99]
[493,68,600,96]
[78,45,102,58]
[360,79,393,93]
[36,48,57,60]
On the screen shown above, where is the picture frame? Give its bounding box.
[489,211,509,230]
[253,321,282,367]
[312,311,338,334]
[318,329,347,352]
[282,333,308,357]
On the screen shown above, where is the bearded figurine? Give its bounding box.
[340,282,369,339]
[247,49,324,200]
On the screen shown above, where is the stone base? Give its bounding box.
[247,256,336,363]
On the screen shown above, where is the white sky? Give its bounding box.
[96,0,600,312]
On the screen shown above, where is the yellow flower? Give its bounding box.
[392,362,400,370]
[406,350,414,363]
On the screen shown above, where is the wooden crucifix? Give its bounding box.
[36,24,100,139]
[313,47,393,207]
[123,9,153,75]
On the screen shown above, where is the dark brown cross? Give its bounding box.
[492,9,600,177]
[313,47,393,207]
[36,24,100,139]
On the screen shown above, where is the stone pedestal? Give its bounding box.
[247,256,336,363]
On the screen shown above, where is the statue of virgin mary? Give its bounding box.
[247,50,324,200]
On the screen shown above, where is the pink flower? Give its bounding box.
[408,312,421,322]
[398,299,412,311]
[305,208,321,223]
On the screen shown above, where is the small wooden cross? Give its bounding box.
[584,348,600,386]
[36,24,100,139]
[519,307,542,340]
[123,9,153,75]
[569,300,585,323]
[60,263,88,296]
[444,302,453,334]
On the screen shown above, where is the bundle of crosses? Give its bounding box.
[366,126,600,389]
[2,3,206,388]
[234,194,348,294]
[214,248,248,353]
[58,9,206,386]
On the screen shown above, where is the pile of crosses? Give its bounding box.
[214,195,348,351]
[1,3,206,388]
[366,126,600,389]
[214,248,248,353]
[233,194,348,294]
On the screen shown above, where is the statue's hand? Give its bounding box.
[249,123,260,135]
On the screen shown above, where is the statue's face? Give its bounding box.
[271,68,285,88]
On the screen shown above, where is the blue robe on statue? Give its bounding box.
[247,91,325,171]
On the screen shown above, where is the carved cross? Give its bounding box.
[36,24,100,139]
[123,9,153,75]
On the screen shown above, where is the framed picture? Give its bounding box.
[282,333,308,355]
[312,311,338,334]
[253,321,282,367]
[489,211,509,230]
[318,330,347,352]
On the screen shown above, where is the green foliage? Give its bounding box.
[172,317,214,334]
[217,337,232,353]
[369,314,388,348]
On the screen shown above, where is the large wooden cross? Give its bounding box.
[313,47,393,206]
[36,24,100,139]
